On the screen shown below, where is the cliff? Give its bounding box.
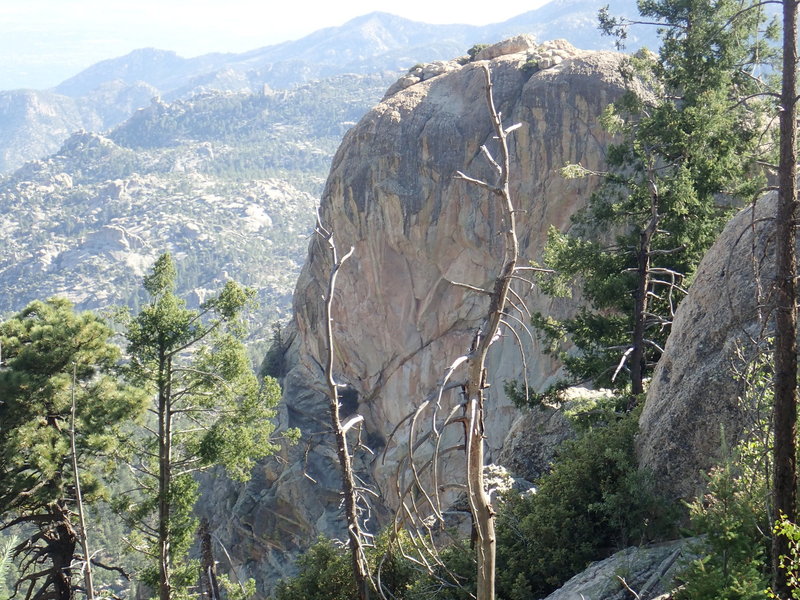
[204,38,633,591]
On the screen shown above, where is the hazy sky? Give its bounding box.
[2,0,547,90]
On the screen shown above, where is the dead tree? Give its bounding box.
[314,216,374,600]
[453,64,519,600]
[386,64,526,600]
[70,363,95,600]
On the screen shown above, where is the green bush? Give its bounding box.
[467,44,490,61]
[495,410,675,598]
[273,538,355,600]
[273,532,419,600]
[672,350,775,600]
[674,458,771,600]
[774,518,800,599]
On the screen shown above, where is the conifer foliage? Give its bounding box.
[0,298,146,600]
[530,0,773,402]
[118,253,283,600]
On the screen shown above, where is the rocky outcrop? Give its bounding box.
[638,193,779,500]
[543,539,694,600]
[207,40,633,592]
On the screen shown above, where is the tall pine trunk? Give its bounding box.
[158,353,173,600]
[772,0,798,595]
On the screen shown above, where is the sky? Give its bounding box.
[1,0,548,91]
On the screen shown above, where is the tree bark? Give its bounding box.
[199,518,221,600]
[45,503,78,600]
[318,227,369,600]
[772,0,798,595]
[158,352,173,600]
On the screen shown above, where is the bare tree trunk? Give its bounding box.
[456,63,520,600]
[316,222,370,600]
[158,353,173,600]
[772,0,798,595]
[70,363,95,600]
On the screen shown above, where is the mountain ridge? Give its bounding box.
[0,0,651,173]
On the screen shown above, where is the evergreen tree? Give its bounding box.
[529,0,774,403]
[118,253,284,600]
[0,298,145,600]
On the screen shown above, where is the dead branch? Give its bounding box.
[314,213,374,600]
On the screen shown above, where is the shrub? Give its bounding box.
[673,457,771,600]
[495,409,675,598]
[273,532,418,600]
[273,538,355,600]
[467,44,490,61]
[672,349,775,600]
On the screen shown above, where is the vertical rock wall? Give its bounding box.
[205,41,631,592]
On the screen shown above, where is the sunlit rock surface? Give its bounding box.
[206,39,632,592]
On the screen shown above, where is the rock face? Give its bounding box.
[542,539,694,600]
[638,193,779,500]
[207,40,633,592]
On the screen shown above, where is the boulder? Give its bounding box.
[543,539,694,600]
[475,34,538,60]
[638,193,779,499]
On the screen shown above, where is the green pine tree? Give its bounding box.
[0,298,146,600]
[118,253,285,600]
[528,0,774,404]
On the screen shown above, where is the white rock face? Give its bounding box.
[207,42,633,593]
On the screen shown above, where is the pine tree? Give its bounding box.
[529,0,774,403]
[0,298,145,600]
[771,0,797,594]
[118,253,285,600]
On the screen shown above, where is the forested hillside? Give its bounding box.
[0,73,396,356]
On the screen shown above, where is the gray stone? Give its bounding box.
[638,193,779,500]
[544,539,695,600]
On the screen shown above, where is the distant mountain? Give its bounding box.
[0,0,653,348]
[0,0,650,173]
[0,90,100,174]
[0,73,396,359]
[55,2,652,97]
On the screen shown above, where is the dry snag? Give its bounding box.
[314,215,374,600]
[387,63,525,600]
